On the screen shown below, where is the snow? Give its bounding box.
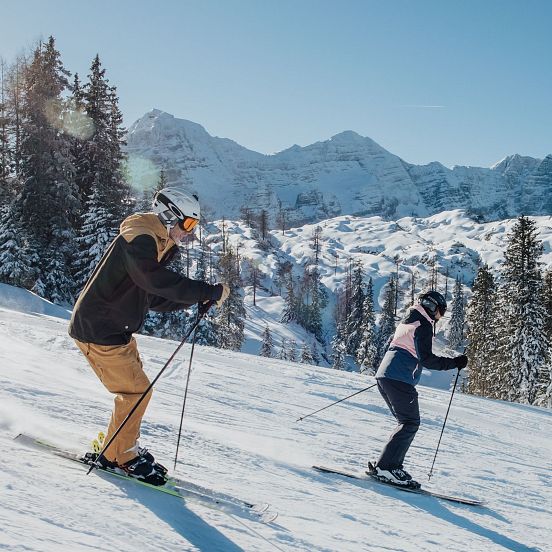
[1,299,551,551]
[0,283,71,320]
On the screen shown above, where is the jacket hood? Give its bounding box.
[120,212,175,263]
[413,304,435,325]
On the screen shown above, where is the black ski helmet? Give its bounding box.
[419,290,447,319]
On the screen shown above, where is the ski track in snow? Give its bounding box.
[1,306,551,551]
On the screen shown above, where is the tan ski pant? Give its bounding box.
[74,337,151,465]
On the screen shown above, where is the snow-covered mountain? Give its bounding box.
[1,301,550,551]
[125,109,552,225]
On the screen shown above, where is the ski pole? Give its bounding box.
[428,368,460,481]
[88,302,212,475]
[296,383,377,422]
[173,302,211,470]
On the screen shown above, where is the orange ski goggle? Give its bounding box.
[179,217,199,232]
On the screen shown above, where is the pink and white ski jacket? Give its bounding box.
[375,305,456,385]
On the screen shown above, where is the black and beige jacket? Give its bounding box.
[69,213,220,345]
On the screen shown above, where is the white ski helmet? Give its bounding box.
[152,187,201,229]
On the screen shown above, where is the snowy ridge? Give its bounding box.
[125,109,552,224]
[0,305,550,551]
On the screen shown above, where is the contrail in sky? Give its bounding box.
[399,104,446,108]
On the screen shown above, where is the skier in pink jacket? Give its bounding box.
[369,290,468,488]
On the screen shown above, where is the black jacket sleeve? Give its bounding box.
[414,322,457,371]
[122,235,219,305]
[149,295,191,312]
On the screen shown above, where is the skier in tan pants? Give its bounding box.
[69,188,229,485]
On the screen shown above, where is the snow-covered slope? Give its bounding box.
[0,306,550,551]
[0,283,71,320]
[125,109,552,224]
[207,210,552,361]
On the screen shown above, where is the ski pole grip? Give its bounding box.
[199,300,215,316]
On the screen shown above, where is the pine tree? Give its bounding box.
[488,289,512,400]
[375,277,397,367]
[535,359,552,408]
[535,269,552,407]
[107,84,128,218]
[276,199,288,236]
[192,238,217,346]
[248,259,262,306]
[281,272,297,323]
[239,205,255,228]
[500,216,548,404]
[310,226,323,265]
[356,277,377,374]
[345,263,365,356]
[258,209,269,245]
[447,277,465,350]
[73,54,130,292]
[215,248,245,351]
[66,72,89,223]
[274,258,292,296]
[73,187,116,291]
[279,338,289,360]
[408,269,417,307]
[6,56,25,180]
[259,326,274,357]
[288,340,298,362]
[543,269,552,346]
[331,322,347,370]
[0,58,11,203]
[157,167,168,190]
[311,341,321,366]
[303,265,327,340]
[17,37,78,303]
[300,342,314,364]
[0,203,38,287]
[465,265,498,397]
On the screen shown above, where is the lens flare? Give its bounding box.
[43,98,95,140]
[125,154,160,192]
[61,107,95,140]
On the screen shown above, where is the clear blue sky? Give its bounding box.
[2,0,551,167]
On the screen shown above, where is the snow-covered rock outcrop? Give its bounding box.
[126,109,552,224]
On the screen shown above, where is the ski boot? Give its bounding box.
[83,451,118,470]
[136,446,168,477]
[92,432,168,476]
[90,432,168,484]
[367,462,420,489]
[120,454,168,486]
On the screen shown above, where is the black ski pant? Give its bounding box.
[376,378,420,470]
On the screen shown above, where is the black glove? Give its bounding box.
[198,300,215,316]
[453,355,468,370]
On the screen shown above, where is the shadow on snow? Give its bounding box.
[96,472,245,552]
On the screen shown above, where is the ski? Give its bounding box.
[312,465,484,507]
[90,431,269,513]
[14,434,277,523]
